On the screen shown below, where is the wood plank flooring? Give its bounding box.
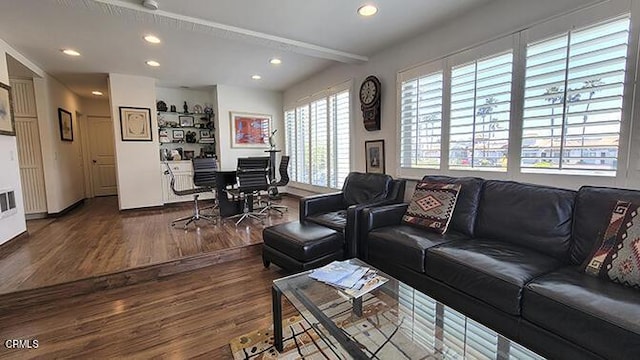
[0,256,298,359]
[0,196,298,294]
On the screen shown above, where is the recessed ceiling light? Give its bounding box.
[146,60,160,67]
[251,75,262,80]
[91,91,103,96]
[144,35,161,44]
[269,58,282,65]
[61,49,81,56]
[358,4,378,17]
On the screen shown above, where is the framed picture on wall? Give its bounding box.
[230,111,271,148]
[58,108,73,141]
[0,82,15,136]
[365,140,385,174]
[179,115,194,127]
[119,106,153,141]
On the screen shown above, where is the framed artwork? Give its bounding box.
[58,108,73,141]
[172,129,185,139]
[179,115,194,127]
[230,111,271,148]
[365,140,385,174]
[0,82,15,136]
[119,107,152,141]
[200,130,211,138]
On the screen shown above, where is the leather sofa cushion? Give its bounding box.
[425,239,563,315]
[523,266,640,359]
[368,225,468,273]
[422,176,484,237]
[306,210,346,232]
[263,221,343,261]
[571,186,640,265]
[342,172,392,206]
[475,180,575,260]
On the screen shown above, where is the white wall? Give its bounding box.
[215,84,283,170]
[108,73,163,210]
[0,41,26,244]
[284,0,614,190]
[81,97,110,117]
[34,75,85,213]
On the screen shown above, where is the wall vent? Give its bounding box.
[0,190,17,219]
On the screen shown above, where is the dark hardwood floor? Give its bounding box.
[0,256,297,359]
[0,196,298,294]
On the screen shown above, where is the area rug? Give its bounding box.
[229,295,435,359]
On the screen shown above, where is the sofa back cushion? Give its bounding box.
[475,180,576,260]
[571,186,640,265]
[422,176,484,236]
[342,172,392,206]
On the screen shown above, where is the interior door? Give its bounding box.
[87,116,117,196]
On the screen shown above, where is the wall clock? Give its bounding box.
[360,75,381,131]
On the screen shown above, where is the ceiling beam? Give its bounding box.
[90,0,368,64]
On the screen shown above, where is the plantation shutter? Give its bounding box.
[521,16,630,174]
[284,109,297,182]
[329,90,351,189]
[310,98,328,187]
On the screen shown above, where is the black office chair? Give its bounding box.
[164,162,216,229]
[260,155,290,214]
[192,157,218,214]
[225,157,270,226]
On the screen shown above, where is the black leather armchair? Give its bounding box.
[300,172,406,257]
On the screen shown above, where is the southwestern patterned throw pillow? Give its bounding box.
[583,200,640,289]
[402,182,461,234]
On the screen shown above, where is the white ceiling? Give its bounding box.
[0,0,493,97]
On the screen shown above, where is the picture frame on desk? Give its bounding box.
[230,111,271,148]
[119,106,152,141]
[200,130,211,138]
[0,82,15,136]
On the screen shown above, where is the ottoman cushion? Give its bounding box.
[263,221,343,261]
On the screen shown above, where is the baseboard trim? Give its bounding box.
[48,199,85,218]
[0,230,29,251]
[0,243,263,312]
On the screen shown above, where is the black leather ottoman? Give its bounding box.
[262,221,344,272]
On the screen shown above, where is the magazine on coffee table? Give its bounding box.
[340,270,388,298]
[309,261,388,298]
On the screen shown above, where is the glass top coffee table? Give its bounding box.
[272,258,544,359]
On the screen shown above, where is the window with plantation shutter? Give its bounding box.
[329,90,351,189]
[521,16,630,175]
[310,98,328,186]
[284,86,350,189]
[284,110,297,181]
[449,52,513,170]
[399,71,443,169]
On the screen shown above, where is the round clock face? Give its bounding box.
[360,80,378,105]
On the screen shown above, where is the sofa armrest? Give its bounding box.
[343,201,407,259]
[299,192,345,222]
[362,203,409,231]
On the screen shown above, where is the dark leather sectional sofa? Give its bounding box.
[360,176,640,359]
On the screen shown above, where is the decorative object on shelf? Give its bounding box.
[179,115,194,127]
[204,104,214,117]
[365,139,385,174]
[269,129,277,150]
[119,107,152,141]
[186,131,197,143]
[170,148,182,160]
[193,104,203,114]
[183,101,188,114]
[183,150,195,160]
[156,100,167,112]
[360,75,381,131]
[157,113,166,127]
[230,111,271,148]
[0,82,15,136]
[170,105,177,112]
[160,148,169,161]
[172,129,185,140]
[200,130,211,138]
[58,107,73,141]
[159,129,170,143]
[202,145,216,157]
